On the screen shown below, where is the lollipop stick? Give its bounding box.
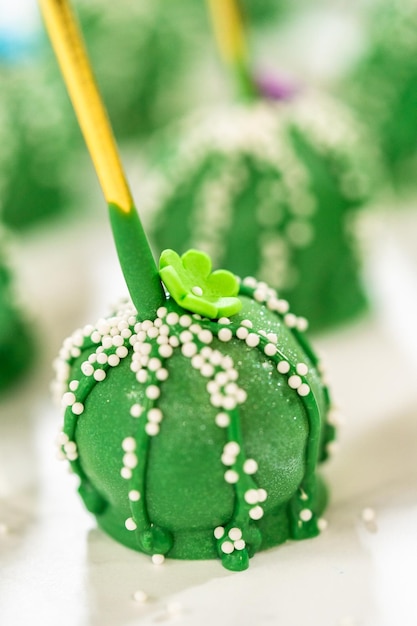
[207,0,258,100]
[38,0,165,319]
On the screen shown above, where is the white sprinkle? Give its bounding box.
[191,286,203,297]
[198,329,213,344]
[277,361,290,374]
[148,408,163,423]
[297,317,309,332]
[116,346,129,358]
[182,342,197,358]
[298,383,310,397]
[299,508,313,522]
[169,336,180,348]
[136,370,148,384]
[222,396,237,411]
[214,526,225,539]
[224,441,240,456]
[254,288,267,302]
[221,541,234,554]
[156,368,168,382]
[62,392,76,407]
[244,489,259,505]
[285,313,297,328]
[240,319,253,328]
[218,317,231,325]
[249,506,264,520]
[179,330,193,344]
[56,432,69,446]
[69,380,79,391]
[166,312,179,326]
[191,355,204,370]
[142,321,153,331]
[243,459,258,475]
[130,404,144,418]
[81,362,94,376]
[94,369,107,383]
[145,422,160,437]
[123,452,138,469]
[318,518,328,531]
[236,327,249,340]
[215,412,230,428]
[257,488,268,502]
[276,299,290,314]
[361,507,376,523]
[97,352,108,365]
[210,393,223,408]
[157,307,167,319]
[221,453,236,466]
[122,437,136,452]
[179,315,192,328]
[246,333,260,348]
[234,539,246,551]
[148,358,162,372]
[108,354,120,367]
[121,467,132,480]
[147,327,159,339]
[228,527,242,541]
[266,332,277,344]
[236,389,247,404]
[112,335,124,347]
[132,589,148,604]
[201,363,215,377]
[218,328,233,342]
[224,470,239,484]
[288,375,302,389]
[296,363,309,376]
[125,517,137,531]
[264,343,277,357]
[129,490,141,502]
[152,554,165,565]
[72,402,84,415]
[146,385,160,400]
[158,344,173,359]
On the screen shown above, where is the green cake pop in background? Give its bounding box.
[0,60,79,230]
[43,0,337,572]
[342,0,417,191]
[146,91,382,333]
[0,229,33,392]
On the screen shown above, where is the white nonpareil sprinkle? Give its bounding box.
[215,412,230,428]
[299,508,313,522]
[152,554,165,565]
[243,459,258,475]
[277,361,290,374]
[125,517,137,531]
[288,375,302,389]
[128,490,141,501]
[132,589,148,604]
[214,526,225,539]
[123,452,138,469]
[72,402,84,415]
[218,328,233,342]
[130,404,144,418]
[224,469,239,484]
[191,286,203,296]
[221,541,234,554]
[234,539,246,551]
[249,506,264,520]
[246,333,260,348]
[228,527,242,541]
[122,437,136,452]
[296,363,309,376]
[146,385,160,400]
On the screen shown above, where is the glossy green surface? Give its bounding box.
[57,283,335,571]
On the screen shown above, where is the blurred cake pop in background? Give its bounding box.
[0,228,33,393]
[342,0,417,192]
[144,0,384,333]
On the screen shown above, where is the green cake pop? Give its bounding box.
[144,0,383,333]
[0,229,33,392]
[42,0,336,572]
[342,0,417,190]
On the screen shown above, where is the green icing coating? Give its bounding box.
[342,0,417,190]
[54,277,336,571]
[146,93,382,332]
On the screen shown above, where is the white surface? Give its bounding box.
[0,204,417,626]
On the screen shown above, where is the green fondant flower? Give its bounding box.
[159,249,242,319]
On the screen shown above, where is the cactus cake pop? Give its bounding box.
[42,0,336,572]
[144,1,382,333]
[0,228,33,392]
[342,0,417,190]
